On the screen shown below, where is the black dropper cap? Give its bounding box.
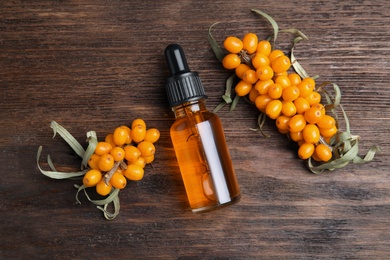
[164,44,207,107]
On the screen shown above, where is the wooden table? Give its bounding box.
[1,0,389,258]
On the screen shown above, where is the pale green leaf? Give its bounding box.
[97,195,120,220]
[75,184,120,206]
[280,28,309,40]
[290,37,310,79]
[352,146,380,164]
[230,95,240,112]
[208,22,227,63]
[50,120,85,158]
[36,146,87,179]
[250,113,270,137]
[81,131,98,170]
[251,9,279,45]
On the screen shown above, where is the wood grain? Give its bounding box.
[1,0,389,258]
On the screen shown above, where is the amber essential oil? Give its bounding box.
[164,44,241,212]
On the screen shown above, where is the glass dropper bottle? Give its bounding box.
[164,43,241,213]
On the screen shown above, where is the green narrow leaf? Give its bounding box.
[81,131,98,170]
[230,95,240,112]
[47,154,57,172]
[352,146,380,164]
[250,113,270,137]
[37,146,87,179]
[213,73,236,113]
[309,140,360,172]
[75,184,120,206]
[290,37,310,79]
[280,28,309,40]
[50,121,85,158]
[251,9,279,45]
[213,102,227,113]
[208,22,227,63]
[224,73,236,102]
[97,195,121,220]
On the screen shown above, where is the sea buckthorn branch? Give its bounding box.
[37,119,160,219]
[208,9,379,173]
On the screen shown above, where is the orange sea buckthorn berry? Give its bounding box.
[121,125,132,144]
[252,53,270,69]
[271,55,291,74]
[290,130,303,142]
[242,33,258,54]
[255,79,274,95]
[302,124,320,144]
[124,164,145,181]
[282,86,300,102]
[88,153,101,170]
[133,156,146,169]
[113,126,128,146]
[305,91,322,106]
[298,142,315,160]
[276,115,291,132]
[132,118,146,129]
[311,150,323,162]
[110,171,127,190]
[110,146,125,162]
[235,64,251,79]
[317,114,336,129]
[256,40,272,56]
[124,145,141,163]
[265,99,283,120]
[304,106,324,124]
[222,53,241,70]
[288,114,307,132]
[131,125,146,143]
[267,83,283,100]
[137,141,156,158]
[143,155,155,164]
[256,65,274,81]
[95,142,113,156]
[249,87,260,103]
[235,80,253,96]
[255,94,272,112]
[83,169,102,187]
[144,128,160,143]
[281,101,297,117]
[303,77,316,89]
[294,97,311,114]
[297,81,314,98]
[242,69,258,84]
[288,73,302,86]
[96,179,112,196]
[98,154,115,172]
[319,125,338,138]
[268,49,284,63]
[312,103,326,116]
[223,36,243,54]
[104,134,116,149]
[315,144,333,162]
[274,75,291,89]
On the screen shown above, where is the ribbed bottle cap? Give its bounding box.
[164,44,207,107]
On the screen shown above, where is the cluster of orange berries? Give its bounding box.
[82,118,160,196]
[222,33,338,162]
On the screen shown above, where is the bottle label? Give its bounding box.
[196,121,231,204]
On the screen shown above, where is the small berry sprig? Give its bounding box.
[208,9,379,173]
[37,119,160,220]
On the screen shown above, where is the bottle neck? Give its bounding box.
[172,99,207,118]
